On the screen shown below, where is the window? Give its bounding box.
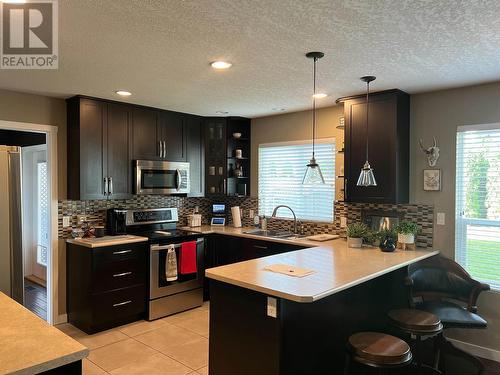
[456,124,500,290]
[258,139,335,222]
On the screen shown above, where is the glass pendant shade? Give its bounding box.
[302,157,325,184]
[356,161,377,186]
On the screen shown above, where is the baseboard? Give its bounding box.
[55,313,68,325]
[447,338,500,363]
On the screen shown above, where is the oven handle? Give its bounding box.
[150,238,203,252]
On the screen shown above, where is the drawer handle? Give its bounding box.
[113,250,132,255]
[113,300,132,307]
[113,272,132,278]
[253,245,268,250]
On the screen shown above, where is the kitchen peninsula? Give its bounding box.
[200,227,439,374]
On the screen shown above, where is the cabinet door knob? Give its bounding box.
[163,140,167,158]
[109,177,113,195]
[159,140,163,158]
[113,300,132,307]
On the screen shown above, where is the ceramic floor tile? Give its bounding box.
[55,323,85,338]
[134,323,202,352]
[88,338,157,372]
[162,308,208,325]
[160,337,209,370]
[117,319,168,337]
[174,314,209,337]
[83,359,108,375]
[109,353,192,375]
[75,329,129,350]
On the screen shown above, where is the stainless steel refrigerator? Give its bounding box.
[0,145,23,304]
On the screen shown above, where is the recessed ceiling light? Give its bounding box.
[211,61,232,70]
[312,93,327,99]
[215,111,229,114]
[115,90,132,96]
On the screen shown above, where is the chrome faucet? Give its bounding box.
[271,205,298,234]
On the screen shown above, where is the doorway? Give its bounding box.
[0,123,58,324]
[22,144,49,319]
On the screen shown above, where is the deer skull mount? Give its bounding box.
[419,137,440,167]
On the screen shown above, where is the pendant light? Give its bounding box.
[356,76,377,187]
[302,51,326,185]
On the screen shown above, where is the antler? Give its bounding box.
[433,137,437,147]
[419,139,427,152]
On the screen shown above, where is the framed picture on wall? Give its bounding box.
[423,169,441,191]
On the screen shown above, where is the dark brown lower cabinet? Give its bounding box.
[67,241,148,334]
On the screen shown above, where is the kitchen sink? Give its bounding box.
[243,229,306,240]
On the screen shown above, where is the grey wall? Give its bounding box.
[410,81,500,351]
[0,88,68,315]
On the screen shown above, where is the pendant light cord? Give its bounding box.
[312,57,317,158]
[365,80,370,162]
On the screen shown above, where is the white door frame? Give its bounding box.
[0,120,58,324]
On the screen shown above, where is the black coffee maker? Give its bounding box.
[106,209,127,235]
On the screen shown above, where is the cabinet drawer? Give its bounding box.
[92,285,145,324]
[92,242,147,264]
[92,259,146,293]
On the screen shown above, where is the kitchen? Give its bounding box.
[0,1,499,375]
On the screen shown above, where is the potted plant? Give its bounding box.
[395,221,419,245]
[346,222,369,248]
[377,228,397,252]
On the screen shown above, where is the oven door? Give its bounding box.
[134,160,190,195]
[150,238,204,300]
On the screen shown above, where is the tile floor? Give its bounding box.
[56,303,210,375]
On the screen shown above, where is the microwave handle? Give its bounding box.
[175,168,181,191]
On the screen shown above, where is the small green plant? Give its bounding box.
[346,222,369,238]
[395,221,419,235]
[378,228,398,241]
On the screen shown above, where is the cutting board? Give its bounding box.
[306,234,340,242]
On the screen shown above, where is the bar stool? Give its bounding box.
[388,308,443,374]
[344,332,412,374]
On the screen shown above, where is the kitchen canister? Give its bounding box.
[231,206,242,228]
[187,214,202,227]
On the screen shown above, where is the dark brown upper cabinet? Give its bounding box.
[337,89,410,204]
[204,117,251,198]
[67,97,133,200]
[185,114,205,197]
[158,111,186,161]
[131,107,159,161]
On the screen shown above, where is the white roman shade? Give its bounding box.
[455,123,500,290]
[258,139,335,222]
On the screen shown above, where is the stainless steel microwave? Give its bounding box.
[134,160,190,195]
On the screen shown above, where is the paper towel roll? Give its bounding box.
[231,206,242,228]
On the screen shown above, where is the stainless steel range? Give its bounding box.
[107,207,204,320]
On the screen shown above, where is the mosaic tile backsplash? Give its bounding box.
[58,196,434,248]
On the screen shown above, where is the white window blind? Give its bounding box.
[258,139,335,222]
[456,124,500,290]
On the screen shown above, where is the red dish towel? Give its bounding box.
[180,241,197,275]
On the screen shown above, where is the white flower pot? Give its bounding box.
[347,237,363,248]
[398,233,415,244]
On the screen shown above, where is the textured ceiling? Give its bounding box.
[1,0,500,118]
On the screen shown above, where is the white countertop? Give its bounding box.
[187,225,439,303]
[67,234,148,248]
[0,293,88,374]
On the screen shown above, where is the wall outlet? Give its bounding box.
[249,209,254,218]
[62,216,71,228]
[436,212,445,226]
[340,216,347,228]
[267,296,277,318]
[76,215,87,225]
